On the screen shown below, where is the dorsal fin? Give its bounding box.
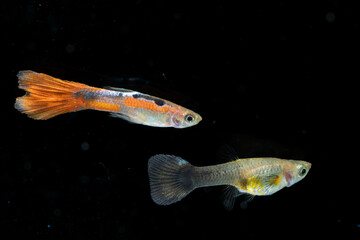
[103,86,137,93]
[216,144,240,163]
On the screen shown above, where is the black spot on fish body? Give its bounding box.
[154,99,165,106]
[132,94,142,99]
[133,93,165,106]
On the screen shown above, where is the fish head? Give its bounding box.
[283,160,311,187]
[170,108,202,128]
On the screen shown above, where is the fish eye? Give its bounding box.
[184,114,194,123]
[298,167,307,177]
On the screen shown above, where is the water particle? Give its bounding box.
[47,225,51,228]
[240,201,248,209]
[65,44,75,53]
[325,12,335,23]
[121,23,131,34]
[118,225,126,233]
[24,161,32,170]
[148,59,155,67]
[81,142,89,151]
[79,175,91,184]
[173,12,182,20]
[54,208,62,217]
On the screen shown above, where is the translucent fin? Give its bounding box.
[262,174,282,193]
[148,154,195,205]
[240,194,255,209]
[221,186,242,211]
[109,112,133,122]
[109,112,144,125]
[216,144,240,163]
[15,70,89,120]
[103,86,136,93]
[221,185,257,210]
[263,174,282,185]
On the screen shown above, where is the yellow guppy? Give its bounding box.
[148,154,311,210]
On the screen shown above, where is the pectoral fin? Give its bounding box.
[260,174,283,195]
[263,174,282,187]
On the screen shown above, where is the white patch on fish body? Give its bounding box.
[121,91,140,97]
[177,158,188,165]
[104,86,140,97]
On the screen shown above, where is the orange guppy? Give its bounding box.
[15,71,201,128]
[148,154,311,210]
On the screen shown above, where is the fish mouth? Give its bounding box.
[197,115,202,123]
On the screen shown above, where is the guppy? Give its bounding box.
[15,71,201,128]
[148,154,311,210]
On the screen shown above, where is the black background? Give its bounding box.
[1,1,359,239]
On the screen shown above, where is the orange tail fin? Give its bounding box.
[15,70,89,120]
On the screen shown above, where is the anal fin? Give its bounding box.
[221,185,257,210]
[109,112,133,122]
[221,186,242,211]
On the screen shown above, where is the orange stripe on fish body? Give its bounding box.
[85,100,121,112]
[76,88,121,112]
[123,94,173,113]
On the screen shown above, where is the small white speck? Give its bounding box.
[177,159,188,165]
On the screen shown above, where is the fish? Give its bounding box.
[148,154,311,210]
[14,70,201,128]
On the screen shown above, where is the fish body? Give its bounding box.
[15,71,201,128]
[148,154,311,209]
